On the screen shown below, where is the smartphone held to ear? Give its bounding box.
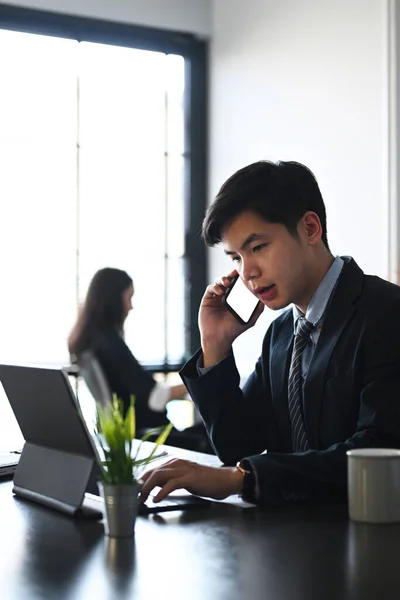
[223,275,261,325]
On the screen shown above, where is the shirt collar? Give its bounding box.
[292,256,344,332]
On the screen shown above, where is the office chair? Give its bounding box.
[77,352,214,454]
[77,351,113,408]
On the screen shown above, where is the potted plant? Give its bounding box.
[95,395,172,537]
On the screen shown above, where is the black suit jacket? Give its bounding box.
[180,258,400,505]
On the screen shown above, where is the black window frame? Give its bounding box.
[0,3,208,373]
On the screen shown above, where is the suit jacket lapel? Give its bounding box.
[303,257,363,449]
[270,311,294,450]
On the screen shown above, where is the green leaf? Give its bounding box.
[154,421,174,447]
[142,422,173,466]
[124,399,135,441]
[91,394,172,485]
[132,425,165,461]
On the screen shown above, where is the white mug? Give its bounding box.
[347,448,400,523]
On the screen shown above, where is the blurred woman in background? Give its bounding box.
[68,267,192,432]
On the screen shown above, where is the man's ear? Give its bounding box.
[301,211,323,245]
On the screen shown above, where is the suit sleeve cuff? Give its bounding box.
[240,457,261,501]
[196,352,232,376]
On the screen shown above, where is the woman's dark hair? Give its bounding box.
[68,267,133,357]
[202,160,329,249]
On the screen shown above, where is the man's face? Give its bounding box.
[221,210,319,312]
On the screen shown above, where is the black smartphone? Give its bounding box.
[223,275,261,325]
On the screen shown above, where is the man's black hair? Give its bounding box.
[202,160,329,249]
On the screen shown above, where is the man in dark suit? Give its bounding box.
[140,160,400,505]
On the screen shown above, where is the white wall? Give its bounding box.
[209,0,391,374]
[3,0,212,36]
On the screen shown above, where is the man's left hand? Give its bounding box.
[139,458,244,503]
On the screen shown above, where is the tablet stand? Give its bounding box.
[12,442,102,520]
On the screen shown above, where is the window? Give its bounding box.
[0,7,207,372]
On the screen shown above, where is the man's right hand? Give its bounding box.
[199,269,264,367]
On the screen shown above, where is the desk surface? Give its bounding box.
[1,449,400,600]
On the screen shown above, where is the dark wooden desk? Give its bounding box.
[1,466,400,600]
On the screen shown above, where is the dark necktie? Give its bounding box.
[288,317,315,452]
